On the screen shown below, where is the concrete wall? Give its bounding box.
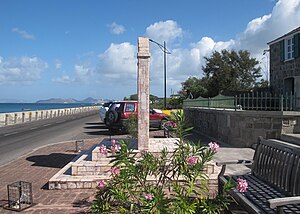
[0,106,100,127]
[184,107,300,147]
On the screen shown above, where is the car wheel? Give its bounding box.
[107,110,118,124]
[159,119,168,130]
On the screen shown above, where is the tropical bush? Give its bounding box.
[124,113,138,139]
[92,111,247,213]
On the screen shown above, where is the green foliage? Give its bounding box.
[180,77,208,99]
[124,113,138,139]
[180,49,262,99]
[202,49,262,97]
[168,95,185,109]
[92,111,235,214]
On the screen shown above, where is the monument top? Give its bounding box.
[137,37,150,58]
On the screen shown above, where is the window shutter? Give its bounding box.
[280,40,285,61]
[294,33,299,58]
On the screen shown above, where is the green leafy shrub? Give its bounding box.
[124,113,138,139]
[92,111,238,214]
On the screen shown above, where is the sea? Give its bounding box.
[0,103,101,114]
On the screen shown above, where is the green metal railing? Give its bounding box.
[183,92,299,111]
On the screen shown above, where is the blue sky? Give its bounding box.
[0,0,299,102]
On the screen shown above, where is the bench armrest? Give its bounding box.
[216,160,253,176]
[268,196,300,209]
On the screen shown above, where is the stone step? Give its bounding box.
[72,162,112,176]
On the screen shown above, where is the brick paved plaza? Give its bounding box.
[0,138,104,214]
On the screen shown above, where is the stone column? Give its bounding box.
[137,37,150,150]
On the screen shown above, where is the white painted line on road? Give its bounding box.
[30,127,38,130]
[56,120,65,124]
[3,132,19,137]
[43,124,51,127]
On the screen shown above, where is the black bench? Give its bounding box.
[217,137,300,214]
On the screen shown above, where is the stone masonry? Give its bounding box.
[184,107,300,147]
[137,37,150,150]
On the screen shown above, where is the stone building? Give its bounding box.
[268,27,300,100]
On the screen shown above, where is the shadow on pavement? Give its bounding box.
[72,197,92,208]
[85,122,103,125]
[26,153,77,168]
[84,125,107,129]
[0,200,8,208]
[84,130,125,136]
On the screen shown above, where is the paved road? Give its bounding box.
[0,110,111,166]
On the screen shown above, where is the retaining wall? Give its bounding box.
[0,106,100,127]
[184,107,300,147]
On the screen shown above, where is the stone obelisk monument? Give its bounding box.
[137,37,150,150]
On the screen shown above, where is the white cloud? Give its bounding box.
[109,22,125,35]
[96,42,136,84]
[12,28,35,40]
[52,75,74,84]
[94,0,300,96]
[74,64,93,81]
[145,20,184,44]
[0,56,48,84]
[54,59,62,69]
[52,64,93,84]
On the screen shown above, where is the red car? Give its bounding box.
[105,101,169,131]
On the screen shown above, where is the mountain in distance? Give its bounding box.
[36,97,103,103]
[81,97,98,103]
[36,98,79,103]
[0,98,30,103]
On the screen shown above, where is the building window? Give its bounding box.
[285,37,294,60]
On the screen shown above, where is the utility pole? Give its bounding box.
[164,41,167,110]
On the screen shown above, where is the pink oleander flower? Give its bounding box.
[236,178,248,192]
[167,121,177,128]
[111,139,116,146]
[209,142,220,153]
[99,145,108,155]
[110,166,120,176]
[111,144,121,154]
[143,192,154,200]
[97,180,105,189]
[186,156,198,166]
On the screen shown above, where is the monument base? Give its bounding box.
[48,138,220,198]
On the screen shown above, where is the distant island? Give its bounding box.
[36,97,104,104]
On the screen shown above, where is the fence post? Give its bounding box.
[286,92,289,111]
[265,92,267,110]
[5,114,9,126]
[260,92,263,110]
[290,91,293,111]
[294,92,297,111]
[280,95,284,111]
[208,97,210,108]
[234,95,237,111]
[14,113,18,124]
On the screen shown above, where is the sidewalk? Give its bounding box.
[0,130,252,213]
[0,138,104,214]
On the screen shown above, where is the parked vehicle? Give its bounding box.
[105,101,169,131]
[99,102,113,122]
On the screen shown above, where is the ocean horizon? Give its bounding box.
[0,103,101,114]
